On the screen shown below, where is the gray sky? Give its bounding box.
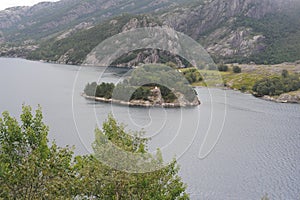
[0,0,59,11]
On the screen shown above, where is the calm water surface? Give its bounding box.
[0,58,299,199]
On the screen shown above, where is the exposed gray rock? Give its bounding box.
[206,27,266,57]
[261,92,300,104]
[57,22,94,40]
[277,93,300,104]
[1,0,300,64]
[57,48,75,65]
[161,0,298,59]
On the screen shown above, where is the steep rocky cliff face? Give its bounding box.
[0,0,188,42]
[163,0,285,37]
[161,0,299,61]
[1,0,300,65]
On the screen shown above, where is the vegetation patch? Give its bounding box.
[252,70,300,97]
[83,64,200,107]
[0,105,189,199]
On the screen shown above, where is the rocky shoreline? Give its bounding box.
[2,57,299,105]
[81,93,200,108]
[260,93,300,104]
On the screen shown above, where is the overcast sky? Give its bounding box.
[0,0,59,11]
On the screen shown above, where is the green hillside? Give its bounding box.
[1,0,300,65]
[231,5,300,64]
[28,14,161,64]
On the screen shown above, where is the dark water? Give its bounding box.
[0,58,299,199]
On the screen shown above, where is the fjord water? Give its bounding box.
[0,58,299,199]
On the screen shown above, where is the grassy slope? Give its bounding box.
[185,64,300,94]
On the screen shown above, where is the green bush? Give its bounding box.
[96,83,115,99]
[218,64,228,72]
[182,68,203,84]
[253,71,300,96]
[84,82,97,96]
[84,82,115,99]
[131,86,151,100]
[233,66,242,73]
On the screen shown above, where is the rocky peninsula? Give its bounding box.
[82,86,200,108]
[82,64,201,108]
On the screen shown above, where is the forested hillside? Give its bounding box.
[1,0,300,65]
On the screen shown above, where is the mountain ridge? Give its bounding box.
[1,0,300,65]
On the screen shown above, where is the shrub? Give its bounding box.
[233,65,242,73]
[218,64,228,72]
[253,72,300,96]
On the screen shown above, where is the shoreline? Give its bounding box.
[1,57,299,105]
[259,94,300,104]
[81,93,200,108]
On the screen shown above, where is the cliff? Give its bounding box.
[1,0,300,64]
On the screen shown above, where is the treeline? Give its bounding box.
[84,82,115,99]
[253,70,300,96]
[204,63,242,73]
[84,65,198,103]
[0,106,189,199]
[84,82,178,103]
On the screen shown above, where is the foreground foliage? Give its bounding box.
[0,106,75,199]
[0,105,189,199]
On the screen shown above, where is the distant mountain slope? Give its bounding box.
[1,0,300,65]
[28,14,162,65]
[161,0,300,64]
[0,0,194,42]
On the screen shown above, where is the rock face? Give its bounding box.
[261,91,300,104]
[115,49,185,68]
[161,0,297,59]
[0,0,179,42]
[122,17,158,32]
[277,93,300,104]
[149,87,164,105]
[1,0,300,64]
[57,49,75,65]
[205,27,266,57]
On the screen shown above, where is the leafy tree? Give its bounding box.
[233,65,242,73]
[0,105,76,199]
[96,82,115,99]
[253,72,300,96]
[159,85,177,103]
[182,68,203,84]
[0,106,190,199]
[217,64,228,72]
[85,82,115,98]
[131,86,151,101]
[113,84,136,101]
[281,69,289,78]
[84,82,97,96]
[75,115,189,199]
